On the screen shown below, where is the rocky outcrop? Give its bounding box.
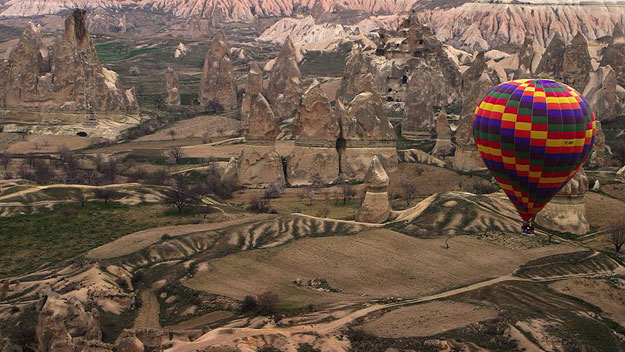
[266,36,302,121]
[115,331,145,352]
[287,80,340,185]
[237,146,286,187]
[588,120,605,168]
[174,42,189,58]
[401,66,436,139]
[461,51,487,93]
[535,33,566,78]
[432,108,454,158]
[0,10,137,113]
[453,72,491,172]
[341,91,396,145]
[198,31,237,111]
[164,67,181,107]
[536,168,590,235]
[335,50,376,107]
[583,65,621,122]
[514,35,542,78]
[601,27,625,86]
[357,156,390,223]
[241,62,263,120]
[245,93,280,143]
[561,32,592,92]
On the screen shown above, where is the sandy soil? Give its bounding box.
[550,278,625,325]
[167,311,234,330]
[359,300,498,338]
[185,229,577,306]
[5,134,95,153]
[137,115,242,142]
[134,290,161,329]
[87,214,277,260]
[180,144,245,159]
[584,191,625,229]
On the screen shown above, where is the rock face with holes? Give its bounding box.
[357,156,390,223]
[265,36,302,122]
[164,67,181,107]
[241,61,263,119]
[536,168,590,235]
[0,10,137,113]
[198,31,237,111]
[601,27,625,86]
[432,108,454,158]
[583,65,622,122]
[453,72,491,172]
[287,80,340,185]
[560,32,592,92]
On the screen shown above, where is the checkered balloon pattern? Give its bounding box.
[473,79,596,221]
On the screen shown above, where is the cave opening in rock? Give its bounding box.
[336,136,346,176]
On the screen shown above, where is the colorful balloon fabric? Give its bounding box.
[473,79,596,221]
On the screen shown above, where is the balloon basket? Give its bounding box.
[521,221,535,235]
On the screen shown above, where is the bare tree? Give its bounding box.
[168,130,177,140]
[73,191,88,207]
[400,177,418,207]
[339,182,357,205]
[31,159,54,184]
[101,158,120,184]
[167,146,185,164]
[610,227,625,253]
[299,187,315,206]
[162,176,202,213]
[0,152,11,171]
[94,188,115,205]
[94,153,106,172]
[57,146,80,183]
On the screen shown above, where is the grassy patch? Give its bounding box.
[270,199,360,220]
[0,203,201,277]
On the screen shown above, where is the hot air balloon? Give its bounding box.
[472,79,596,233]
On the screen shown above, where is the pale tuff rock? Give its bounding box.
[537,168,590,235]
[587,120,605,168]
[592,180,601,191]
[245,93,280,142]
[583,65,621,122]
[401,65,437,139]
[341,91,396,144]
[601,27,625,86]
[453,72,492,172]
[617,165,625,177]
[561,33,593,92]
[0,10,137,113]
[266,36,302,121]
[341,147,398,182]
[461,51,487,92]
[514,35,542,78]
[357,156,390,223]
[286,147,339,186]
[292,80,340,145]
[220,157,239,184]
[241,62,263,119]
[535,33,566,78]
[164,67,181,107]
[336,50,376,107]
[237,146,286,187]
[174,42,188,58]
[198,31,237,111]
[432,109,454,157]
[114,331,144,352]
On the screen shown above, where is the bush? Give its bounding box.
[241,295,257,312]
[131,271,145,284]
[257,291,279,315]
[247,197,273,214]
[161,233,172,241]
[466,182,499,194]
[264,182,284,199]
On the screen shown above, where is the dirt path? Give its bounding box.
[134,290,161,329]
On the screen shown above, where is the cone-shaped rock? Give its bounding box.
[336,50,375,107]
[165,67,181,106]
[515,35,542,77]
[402,67,437,139]
[266,36,302,121]
[561,32,592,92]
[245,93,280,143]
[292,80,339,144]
[536,33,565,77]
[341,91,396,144]
[241,61,263,119]
[461,51,487,92]
[587,120,606,167]
[357,156,391,224]
[583,65,621,121]
[600,27,625,85]
[432,109,454,157]
[198,31,237,111]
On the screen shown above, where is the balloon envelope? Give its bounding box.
[473,79,596,221]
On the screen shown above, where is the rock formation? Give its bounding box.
[115,331,145,352]
[431,108,454,157]
[514,35,542,78]
[583,65,621,122]
[587,120,605,168]
[453,72,491,172]
[357,156,391,223]
[287,80,340,185]
[336,50,376,107]
[241,62,263,119]
[560,32,592,92]
[601,27,625,86]
[245,93,280,143]
[535,33,566,78]
[461,51,487,93]
[265,36,302,121]
[340,90,398,180]
[401,67,436,139]
[174,42,188,58]
[536,168,590,235]
[164,67,181,107]
[0,10,137,113]
[198,31,237,111]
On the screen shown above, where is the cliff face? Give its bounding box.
[0,9,137,113]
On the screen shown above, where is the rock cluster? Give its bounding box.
[600,27,625,86]
[241,62,263,119]
[584,65,622,122]
[198,31,237,111]
[164,67,181,107]
[431,109,454,157]
[587,120,605,168]
[560,33,593,92]
[266,36,302,121]
[0,10,138,113]
[535,33,566,79]
[357,156,391,223]
[514,35,543,78]
[536,168,590,235]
